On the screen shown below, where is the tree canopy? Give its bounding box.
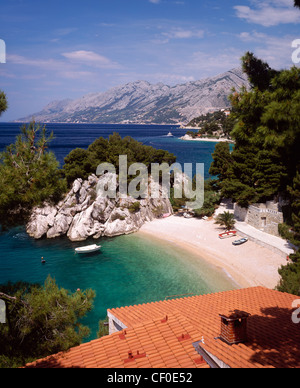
[210,52,300,295]
[212,55,300,208]
[214,211,236,231]
[63,132,177,186]
[0,121,67,225]
[0,90,7,117]
[0,276,95,368]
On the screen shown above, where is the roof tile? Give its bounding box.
[25,287,300,369]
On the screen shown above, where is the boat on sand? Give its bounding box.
[232,238,248,246]
[219,231,237,239]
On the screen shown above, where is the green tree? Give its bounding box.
[0,122,66,224]
[241,52,279,91]
[63,148,92,186]
[288,171,300,235]
[0,276,95,368]
[63,132,176,187]
[220,52,300,296]
[214,211,236,231]
[277,261,300,296]
[221,60,300,207]
[0,90,7,116]
[194,179,221,218]
[209,142,233,183]
[222,114,236,136]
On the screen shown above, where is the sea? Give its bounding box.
[0,122,236,340]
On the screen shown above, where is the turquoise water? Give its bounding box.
[0,123,236,341]
[0,227,236,340]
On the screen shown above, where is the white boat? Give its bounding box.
[75,244,101,254]
[232,238,248,246]
[167,132,173,137]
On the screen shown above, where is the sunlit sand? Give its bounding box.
[139,215,288,290]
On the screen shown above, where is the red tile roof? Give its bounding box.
[25,313,208,369]
[25,286,300,368]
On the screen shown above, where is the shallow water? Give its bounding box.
[0,227,236,340]
[0,122,235,341]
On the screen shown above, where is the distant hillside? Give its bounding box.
[17,68,249,125]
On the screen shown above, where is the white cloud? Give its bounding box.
[234,0,300,26]
[238,30,297,69]
[59,70,95,79]
[185,50,241,74]
[61,50,120,69]
[8,54,65,70]
[164,28,204,39]
[6,53,98,80]
[149,0,161,3]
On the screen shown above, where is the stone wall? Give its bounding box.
[234,202,284,237]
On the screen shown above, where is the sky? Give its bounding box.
[0,0,299,121]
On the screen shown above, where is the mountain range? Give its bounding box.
[18,68,249,125]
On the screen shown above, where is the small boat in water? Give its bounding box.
[75,244,101,254]
[232,238,248,246]
[167,132,173,137]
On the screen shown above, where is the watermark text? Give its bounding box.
[96,155,204,210]
[292,39,300,64]
[0,39,6,64]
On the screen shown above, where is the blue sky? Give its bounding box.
[0,0,299,121]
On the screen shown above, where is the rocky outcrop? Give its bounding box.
[26,174,173,241]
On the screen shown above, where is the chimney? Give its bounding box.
[219,310,251,345]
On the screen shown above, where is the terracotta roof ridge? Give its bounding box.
[108,286,270,313]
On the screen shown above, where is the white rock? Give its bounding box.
[73,179,82,194]
[26,174,173,241]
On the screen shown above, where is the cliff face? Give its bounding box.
[18,68,249,125]
[26,174,173,241]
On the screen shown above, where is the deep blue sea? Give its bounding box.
[0,123,218,179]
[0,122,235,340]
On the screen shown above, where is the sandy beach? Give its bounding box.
[138,215,287,290]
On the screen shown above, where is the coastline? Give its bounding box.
[138,215,287,290]
[179,134,234,143]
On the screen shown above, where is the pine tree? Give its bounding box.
[0,276,95,367]
[221,59,300,207]
[289,171,300,236]
[0,121,66,224]
[209,142,233,183]
[0,90,7,116]
[241,52,278,91]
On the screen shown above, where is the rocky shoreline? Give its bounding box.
[26,174,173,241]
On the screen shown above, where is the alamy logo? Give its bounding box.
[96,155,204,210]
[292,39,300,64]
[0,39,6,64]
[292,300,300,324]
[0,299,6,323]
